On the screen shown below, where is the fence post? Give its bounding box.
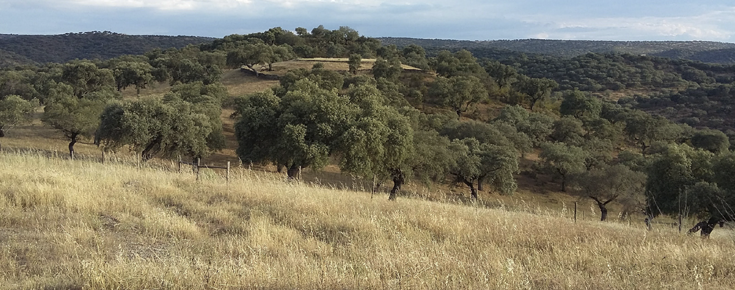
[227,161,231,183]
[678,214,682,233]
[196,158,201,181]
[574,202,577,223]
[178,155,182,173]
[371,175,376,199]
[101,150,105,164]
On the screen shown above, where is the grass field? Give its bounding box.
[1,151,734,289]
[2,60,734,289]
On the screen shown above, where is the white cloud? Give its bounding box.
[1,0,734,42]
[517,7,735,41]
[67,0,255,10]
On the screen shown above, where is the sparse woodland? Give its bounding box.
[2,26,735,288]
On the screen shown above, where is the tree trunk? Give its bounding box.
[477,175,485,192]
[246,65,260,77]
[388,171,405,201]
[140,136,161,161]
[560,174,567,192]
[590,196,615,222]
[462,179,478,200]
[68,132,78,159]
[286,164,300,179]
[640,142,649,156]
[0,127,5,138]
[597,202,608,221]
[456,109,462,120]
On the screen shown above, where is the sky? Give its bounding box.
[1,0,735,42]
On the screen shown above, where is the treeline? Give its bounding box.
[380,37,735,64]
[0,31,214,67]
[2,26,735,225]
[498,53,735,92]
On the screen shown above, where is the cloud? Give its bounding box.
[0,0,734,42]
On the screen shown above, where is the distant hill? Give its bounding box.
[0,48,37,68]
[0,31,214,67]
[378,38,735,64]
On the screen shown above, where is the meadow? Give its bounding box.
[1,150,734,289]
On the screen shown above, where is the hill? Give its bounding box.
[379,37,735,63]
[0,49,37,68]
[1,150,733,289]
[0,31,214,67]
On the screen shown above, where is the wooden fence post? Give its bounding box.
[678,214,682,233]
[227,161,231,183]
[574,202,577,223]
[196,158,201,181]
[101,150,105,164]
[178,155,182,173]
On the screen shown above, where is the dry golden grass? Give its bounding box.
[1,151,734,289]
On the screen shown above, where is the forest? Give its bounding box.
[2,25,735,225]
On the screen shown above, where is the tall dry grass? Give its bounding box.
[1,151,734,289]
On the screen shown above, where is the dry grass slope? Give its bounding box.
[1,151,735,289]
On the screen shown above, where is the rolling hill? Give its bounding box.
[379,37,735,63]
[0,31,214,67]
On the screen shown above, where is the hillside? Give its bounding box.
[1,151,734,289]
[0,31,214,66]
[0,49,37,68]
[379,37,735,63]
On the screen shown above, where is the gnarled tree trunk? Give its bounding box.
[388,171,405,201]
[590,196,616,221]
[141,136,162,161]
[463,178,478,200]
[68,132,79,159]
[287,164,300,179]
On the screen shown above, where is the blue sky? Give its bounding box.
[1,0,734,42]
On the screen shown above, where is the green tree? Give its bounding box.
[348,54,362,75]
[484,61,518,90]
[43,83,117,158]
[0,95,37,150]
[112,60,154,96]
[645,144,714,217]
[539,142,588,192]
[96,98,213,161]
[401,44,429,70]
[336,84,414,200]
[164,82,227,153]
[623,110,682,155]
[449,138,518,199]
[371,57,402,82]
[0,70,39,101]
[581,138,613,170]
[430,75,488,119]
[235,79,357,178]
[550,116,586,146]
[494,105,554,147]
[691,129,730,154]
[60,61,116,98]
[559,90,601,120]
[570,165,646,221]
[515,76,558,110]
[430,50,485,78]
[226,43,295,75]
